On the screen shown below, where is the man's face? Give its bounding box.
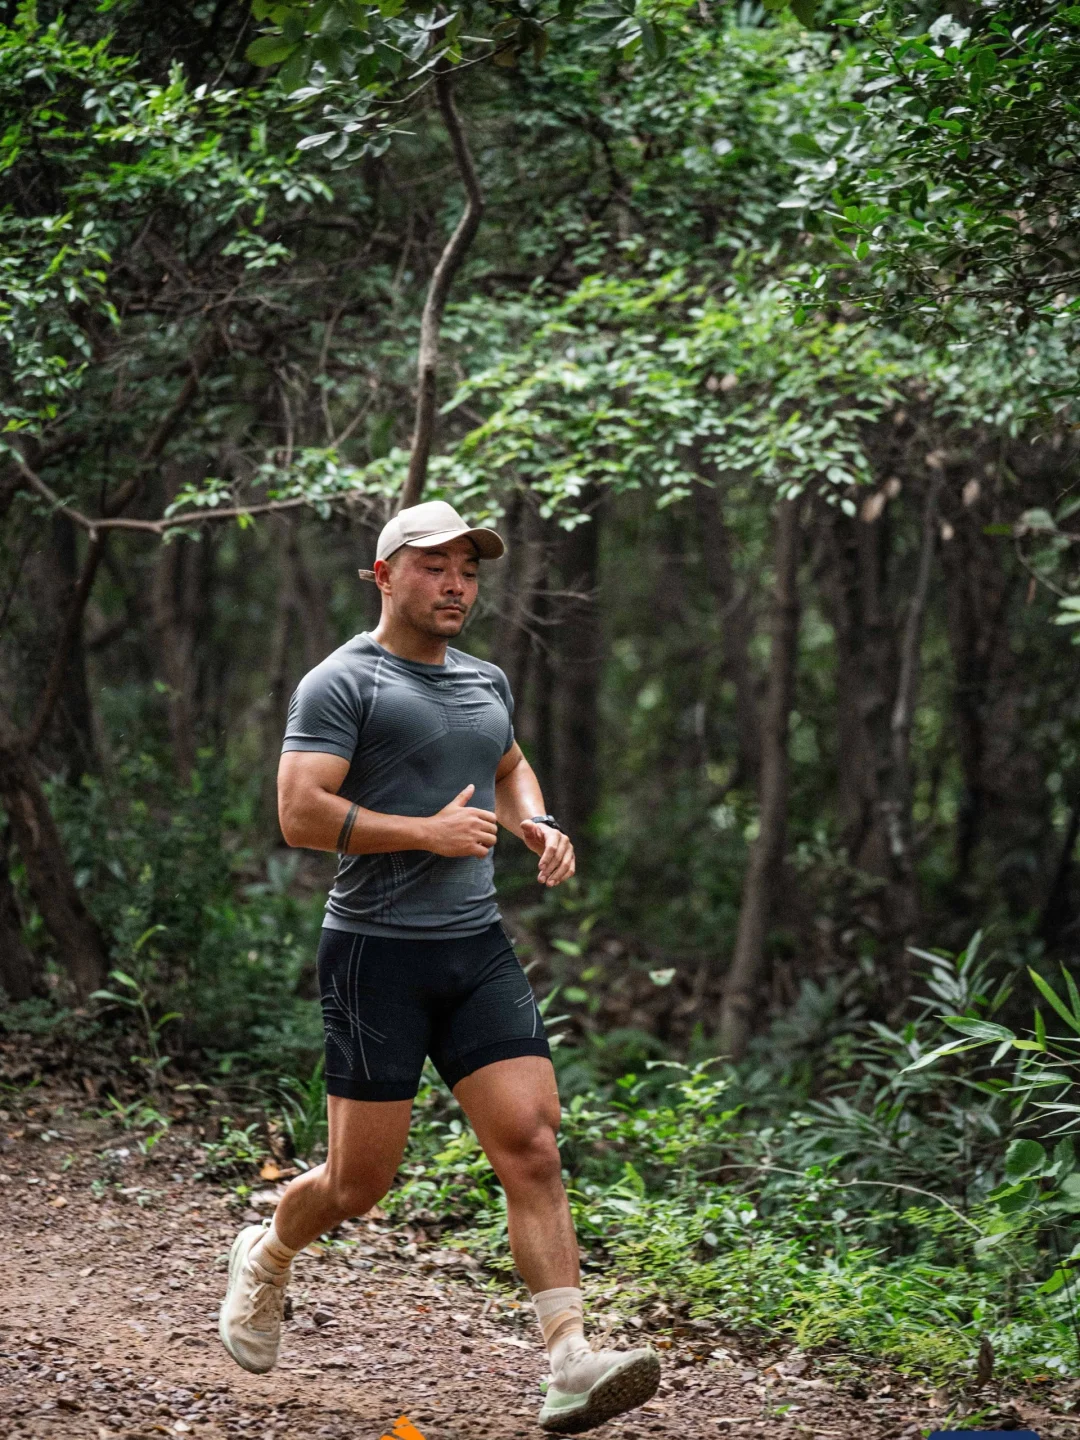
[377,535,480,637]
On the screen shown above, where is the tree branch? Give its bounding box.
[398,65,484,512]
[12,453,319,537]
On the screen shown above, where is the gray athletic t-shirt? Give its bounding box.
[282,633,515,939]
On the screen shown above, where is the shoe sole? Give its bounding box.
[218,1227,275,1375]
[539,1350,661,1434]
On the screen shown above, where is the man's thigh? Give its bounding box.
[452,1055,562,1157]
[325,1094,413,1186]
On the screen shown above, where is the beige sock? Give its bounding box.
[251,1219,298,1276]
[532,1286,589,1375]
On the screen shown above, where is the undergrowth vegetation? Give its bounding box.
[379,938,1080,1383]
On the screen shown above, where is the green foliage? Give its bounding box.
[91,933,182,1089]
[0,8,331,442]
[245,0,818,169]
[435,274,910,517]
[783,1,1080,407]
[48,751,324,1069]
[98,1093,172,1153]
[277,1056,329,1161]
[196,1120,270,1177]
[388,1051,1080,1380]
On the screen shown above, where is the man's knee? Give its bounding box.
[490,1122,563,1191]
[324,1165,395,1219]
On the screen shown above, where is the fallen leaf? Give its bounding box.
[259,1160,282,1181]
[50,1195,67,1208]
[80,1266,95,1277]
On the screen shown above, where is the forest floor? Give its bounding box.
[2,1030,1079,1440]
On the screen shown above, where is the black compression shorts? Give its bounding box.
[317,921,551,1101]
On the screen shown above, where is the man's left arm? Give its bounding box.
[495,742,576,888]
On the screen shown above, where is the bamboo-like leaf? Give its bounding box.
[1063,964,1080,1022]
[1028,968,1080,1037]
[900,1039,980,1073]
[944,1017,1013,1041]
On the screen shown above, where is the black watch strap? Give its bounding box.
[529,814,562,833]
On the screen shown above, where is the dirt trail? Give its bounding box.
[1,1041,1075,1440]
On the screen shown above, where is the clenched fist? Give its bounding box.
[424,784,499,858]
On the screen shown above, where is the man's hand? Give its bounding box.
[520,820,575,887]
[425,784,499,858]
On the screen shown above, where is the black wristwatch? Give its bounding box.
[529,814,563,833]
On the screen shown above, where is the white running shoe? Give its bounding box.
[218,1224,289,1374]
[538,1346,661,1434]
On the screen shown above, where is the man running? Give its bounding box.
[218,500,660,1433]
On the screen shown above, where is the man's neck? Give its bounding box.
[370,616,449,666]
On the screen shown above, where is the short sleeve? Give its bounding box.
[281,662,362,761]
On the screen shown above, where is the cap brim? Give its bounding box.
[403,526,505,559]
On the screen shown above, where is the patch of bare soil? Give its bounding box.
[1,1036,1078,1440]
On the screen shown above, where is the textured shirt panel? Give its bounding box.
[282,634,514,937]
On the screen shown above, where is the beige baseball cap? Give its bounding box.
[359,500,505,581]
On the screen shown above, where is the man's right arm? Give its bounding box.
[277,751,497,859]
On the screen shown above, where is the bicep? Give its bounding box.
[278,750,351,804]
[495,741,525,783]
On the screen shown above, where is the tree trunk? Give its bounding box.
[942,461,1047,915]
[1040,797,1080,950]
[398,67,484,510]
[531,584,556,795]
[0,823,44,1003]
[692,477,760,787]
[493,490,529,692]
[719,496,802,1060]
[820,470,938,952]
[820,502,894,879]
[261,526,302,829]
[259,524,331,826]
[553,495,603,840]
[150,469,214,783]
[878,468,943,947]
[0,706,109,1000]
[25,515,102,770]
